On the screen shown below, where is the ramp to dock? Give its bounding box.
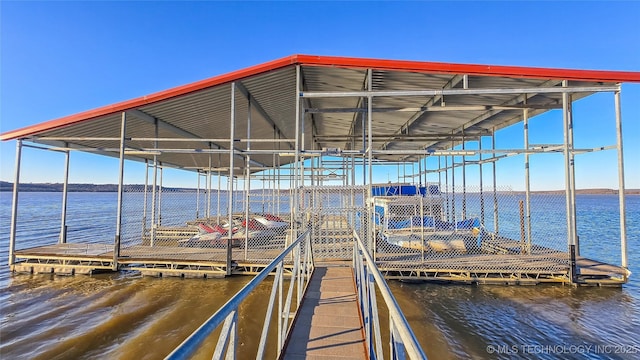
[283,263,366,360]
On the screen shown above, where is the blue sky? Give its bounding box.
[1,1,638,190]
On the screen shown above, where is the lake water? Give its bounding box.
[0,192,639,359]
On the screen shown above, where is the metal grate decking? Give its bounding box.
[12,240,629,286]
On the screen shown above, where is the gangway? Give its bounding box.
[165,229,427,360]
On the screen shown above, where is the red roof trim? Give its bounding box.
[296,54,640,82]
[3,54,639,141]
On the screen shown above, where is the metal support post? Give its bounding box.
[217,155,222,223]
[562,81,577,282]
[158,164,163,226]
[438,156,442,192]
[523,106,532,254]
[142,160,149,237]
[114,112,127,271]
[9,139,23,266]
[227,82,237,276]
[418,157,422,188]
[479,137,485,226]
[196,171,201,219]
[245,97,252,261]
[492,129,498,234]
[151,122,158,246]
[614,88,628,269]
[444,156,449,221]
[59,147,70,244]
[367,69,374,254]
[293,66,301,233]
[450,135,456,223]
[462,130,467,219]
[207,155,212,218]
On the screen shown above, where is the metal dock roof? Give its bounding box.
[3,54,639,173]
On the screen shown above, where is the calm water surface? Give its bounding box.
[1,192,639,359]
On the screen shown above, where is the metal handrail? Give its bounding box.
[353,230,427,360]
[166,229,314,360]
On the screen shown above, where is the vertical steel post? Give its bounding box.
[227,82,236,276]
[158,164,163,226]
[562,81,577,282]
[9,139,23,266]
[114,111,127,271]
[294,65,301,233]
[277,155,281,216]
[523,106,532,254]
[59,147,70,244]
[196,171,201,219]
[450,135,456,223]
[207,155,212,219]
[142,160,149,238]
[418,156,423,188]
[362,112,366,187]
[444,156,449,221]
[151,122,158,246]
[492,128,499,234]
[568,93,579,257]
[462,130,467,219]
[367,70,374,254]
[245,96,252,261]
[614,88,628,269]
[479,137,485,226]
[438,156,442,193]
[217,153,222,223]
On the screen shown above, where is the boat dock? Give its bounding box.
[3,55,638,358]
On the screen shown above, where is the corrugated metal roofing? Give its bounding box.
[3,54,639,173]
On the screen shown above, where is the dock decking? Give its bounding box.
[12,237,630,286]
[283,264,366,360]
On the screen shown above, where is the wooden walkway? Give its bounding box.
[283,264,367,360]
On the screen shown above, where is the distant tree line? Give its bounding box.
[0,181,196,192]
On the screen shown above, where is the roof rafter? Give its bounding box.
[381,74,465,151]
[234,81,295,150]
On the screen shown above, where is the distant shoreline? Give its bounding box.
[1,181,638,195]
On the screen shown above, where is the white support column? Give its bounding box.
[562,80,577,282]
[293,66,301,231]
[444,155,449,221]
[151,122,158,246]
[9,139,23,266]
[479,137,485,226]
[158,164,163,226]
[59,147,70,244]
[523,105,532,254]
[614,87,628,269]
[217,153,222,223]
[492,128,498,234]
[450,134,456,224]
[367,69,374,254]
[461,129,467,219]
[142,160,149,237]
[196,171,201,219]
[245,96,252,261]
[207,155,212,219]
[227,82,237,276]
[114,111,127,270]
